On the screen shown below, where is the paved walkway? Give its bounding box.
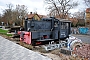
[72,34,90,44]
[0,36,51,60]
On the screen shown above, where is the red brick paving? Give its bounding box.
[73,44,90,59]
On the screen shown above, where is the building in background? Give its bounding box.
[23,12,47,27]
[26,12,47,20]
[86,8,90,25]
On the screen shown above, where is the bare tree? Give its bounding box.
[15,5,28,26]
[2,3,13,26]
[45,0,78,19]
[84,0,90,7]
[72,11,85,19]
[0,14,2,25]
[1,4,28,26]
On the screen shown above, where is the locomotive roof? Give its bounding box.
[57,18,71,22]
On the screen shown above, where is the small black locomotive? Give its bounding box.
[18,17,71,45]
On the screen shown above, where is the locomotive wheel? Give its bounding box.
[31,40,36,46]
[72,42,82,50]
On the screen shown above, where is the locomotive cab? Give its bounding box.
[59,19,71,39]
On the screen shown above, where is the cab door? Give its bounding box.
[60,22,69,39]
[52,21,59,39]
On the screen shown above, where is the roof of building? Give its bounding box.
[86,8,90,13]
[27,12,47,19]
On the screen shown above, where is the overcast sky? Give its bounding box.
[0,0,87,15]
[70,0,87,14]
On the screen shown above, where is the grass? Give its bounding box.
[0,28,12,36]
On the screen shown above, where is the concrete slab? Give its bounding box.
[0,36,51,60]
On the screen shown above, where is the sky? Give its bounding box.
[70,0,87,14]
[0,0,47,15]
[0,0,88,15]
